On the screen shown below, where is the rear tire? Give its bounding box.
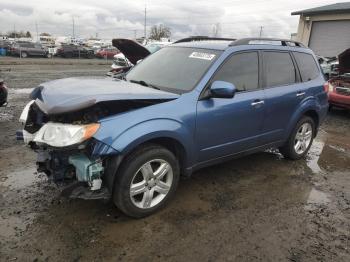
[113,144,180,218]
[279,116,315,160]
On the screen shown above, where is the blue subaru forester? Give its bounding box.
[19,37,328,217]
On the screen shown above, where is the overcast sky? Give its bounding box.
[0,0,346,40]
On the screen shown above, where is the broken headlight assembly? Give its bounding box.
[34,122,100,147]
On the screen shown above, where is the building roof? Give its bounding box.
[292,2,350,16]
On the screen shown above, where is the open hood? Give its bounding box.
[30,77,179,115]
[112,38,151,65]
[338,48,350,74]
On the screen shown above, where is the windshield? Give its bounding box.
[126,47,221,93]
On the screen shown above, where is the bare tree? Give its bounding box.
[6,30,28,38]
[149,24,171,40]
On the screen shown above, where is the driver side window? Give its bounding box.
[212,52,259,92]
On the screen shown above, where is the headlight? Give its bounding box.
[34,122,100,147]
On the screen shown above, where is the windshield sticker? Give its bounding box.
[189,52,216,60]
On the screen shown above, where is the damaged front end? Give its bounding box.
[18,101,118,199]
[17,78,179,200]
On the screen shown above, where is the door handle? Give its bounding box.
[251,100,265,106]
[296,92,305,97]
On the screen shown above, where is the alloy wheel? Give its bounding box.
[294,122,313,154]
[130,159,173,209]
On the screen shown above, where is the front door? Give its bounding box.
[196,51,265,162]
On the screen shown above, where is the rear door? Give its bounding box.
[260,51,302,144]
[196,51,265,162]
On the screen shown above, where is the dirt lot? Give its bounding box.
[0,56,349,262]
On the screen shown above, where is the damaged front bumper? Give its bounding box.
[17,100,119,200]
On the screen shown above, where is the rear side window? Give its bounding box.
[212,52,259,92]
[263,52,296,87]
[293,52,319,82]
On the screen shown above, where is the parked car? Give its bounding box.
[95,47,119,59]
[145,41,172,53]
[106,39,168,78]
[18,37,328,218]
[56,44,94,58]
[327,48,350,110]
[106,53,133,78]
[317,55,339,80]
[9,42,50,58]
[0,79,8,106]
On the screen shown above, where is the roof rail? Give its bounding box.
[174,36,236,44]
[230,38,305,47]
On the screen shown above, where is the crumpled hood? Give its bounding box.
[30,77,179,115]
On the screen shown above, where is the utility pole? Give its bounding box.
[35,22,39,42]
[72,17,75,40]
[134,30,137,39]
[259,26,263,37]
[144,5,147,40]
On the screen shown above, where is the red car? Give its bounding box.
[327,49,350,110]
[95,48,119,59]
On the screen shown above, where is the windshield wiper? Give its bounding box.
[129,79,160,90]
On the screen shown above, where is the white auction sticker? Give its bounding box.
[189,52,216,60]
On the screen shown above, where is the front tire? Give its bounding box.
[113,144,180,218]
[279,116,315,160]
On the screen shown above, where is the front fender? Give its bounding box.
[94,118,195,167]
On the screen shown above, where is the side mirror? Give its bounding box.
[210,81,236,98]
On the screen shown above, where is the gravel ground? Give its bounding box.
[0,56,349,262]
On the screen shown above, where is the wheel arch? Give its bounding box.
[285,100,321,141]
[103,135,189,195]
[303,110,319,135]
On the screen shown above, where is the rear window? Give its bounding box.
[293,52,320,82]
[263,52,296,87]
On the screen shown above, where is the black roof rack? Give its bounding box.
[230,38,305,47]
[174,36,236,44]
